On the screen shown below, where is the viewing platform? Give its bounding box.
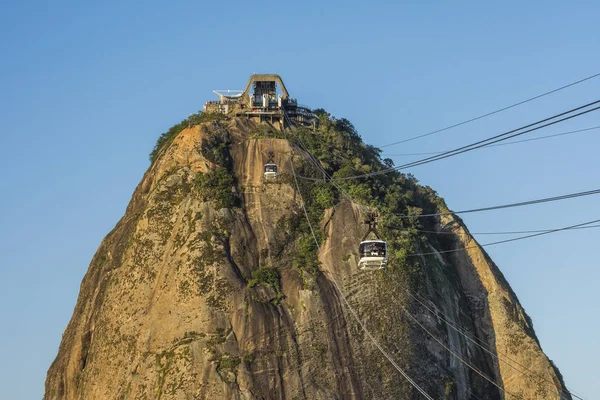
[203,74,317,130]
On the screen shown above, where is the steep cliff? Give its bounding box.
[45,114,570,399]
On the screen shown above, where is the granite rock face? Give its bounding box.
[45,119,570,399]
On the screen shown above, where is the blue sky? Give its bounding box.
[0,1,598,398]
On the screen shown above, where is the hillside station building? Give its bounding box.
[203,74,317,130]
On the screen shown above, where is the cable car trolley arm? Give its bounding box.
[362,212,382,241]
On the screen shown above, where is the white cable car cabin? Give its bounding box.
[358,240,388,270]
[358,213,387,270]
[264,163,278,179]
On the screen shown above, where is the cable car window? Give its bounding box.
[359,242,386,258]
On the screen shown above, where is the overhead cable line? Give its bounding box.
[383,125,600,157]
[395,279,584,400]
[383,273,515,397]
[300,100,600,181]
[385,101,600,173]
[400,303,516,397]
[406,218,600,257]
[405,224,600,235]
[284,114,435,400]
[402,187,600,219]
[379,72,600,148]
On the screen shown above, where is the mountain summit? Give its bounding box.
[45,77,569,399]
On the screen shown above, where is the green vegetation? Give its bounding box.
[149,112,228,163]
[194,167,239,209]
[200,126,233,168]
[311,343,328,359]
[217,354,240,370]
[444,380,456,399]
[206,327,228,349]
[312,183,336,209]
[285,158,337,289]
[154,168,193,205]
[188,219,233,309]
[153,344,193,399]
[242,352,255,363]
[248,266,284,305]
[250,123,285,139]
[155,349,175,399]
[193,121,241,209]
[216,354,240,383]
[293,231,322,290]
[184,331,205,339]
[170,331,206,347]
[248,266,280,289]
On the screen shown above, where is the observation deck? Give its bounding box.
[203,74,317,130]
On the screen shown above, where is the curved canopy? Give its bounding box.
[213,90,244,101]
[242,74,290,105]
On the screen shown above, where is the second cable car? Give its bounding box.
[264,163,278,179]
[358,213,387,270]
[264,149,278,180]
